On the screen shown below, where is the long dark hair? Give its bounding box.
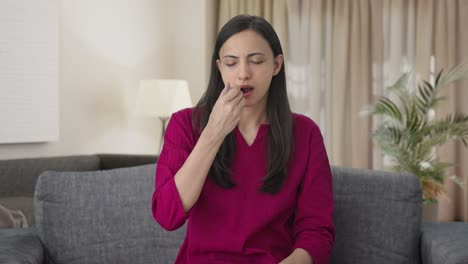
[192,15,293,194]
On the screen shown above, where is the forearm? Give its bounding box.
[174,127,224,212]
[279,248,313,264]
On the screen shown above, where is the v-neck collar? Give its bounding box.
[234,124,269,148]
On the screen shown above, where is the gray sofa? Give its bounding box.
[1,154,468,264]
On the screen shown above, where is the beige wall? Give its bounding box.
[0,0,216,159]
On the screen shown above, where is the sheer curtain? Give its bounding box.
[217,0,289,57]
[286,0,468,221]
[217,0,468,221]
[286,0,376,169]
[431,0,468,221]
[379,0,468,221]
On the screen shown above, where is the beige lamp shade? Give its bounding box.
[135,79,193,117]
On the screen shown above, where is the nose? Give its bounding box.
[238,61,251,81]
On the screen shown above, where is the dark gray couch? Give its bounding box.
[1,154,468,264]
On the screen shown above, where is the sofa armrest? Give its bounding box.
[421,221,468,264]
[97,154,158,170]
[0,227,44,264]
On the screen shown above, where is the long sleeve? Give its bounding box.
[292,123,335,264]
[152,109,195,231]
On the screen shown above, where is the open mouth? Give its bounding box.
[240,86,254,94]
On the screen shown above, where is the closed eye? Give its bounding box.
[251,61,264,64]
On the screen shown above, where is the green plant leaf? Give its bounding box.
[366,62,468,203]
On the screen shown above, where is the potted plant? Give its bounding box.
[364,64,468,204]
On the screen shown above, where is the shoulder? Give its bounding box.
[166,107,198,145]
[170,107,195,126]
[290,113,328,165]
[292,113,321,137]
[166,107,197,138]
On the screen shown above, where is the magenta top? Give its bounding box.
[152,108,335,264]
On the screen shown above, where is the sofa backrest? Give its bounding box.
[96,154,157,170]
[34,163,184,264]
[330,166,422,264]
[0,154,158,228]
[33,163,423,264]
[0,155,101,198]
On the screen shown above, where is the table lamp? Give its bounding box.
[135,79,193,153]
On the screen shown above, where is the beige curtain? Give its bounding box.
[285,0,375,168]
[432,0,468,221]
[216,0,468,221]
[217,0,289,58]
[285,0,468,221]
[383,0,468,221]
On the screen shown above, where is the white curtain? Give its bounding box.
[285,0,468,221]
[286,0,375,169]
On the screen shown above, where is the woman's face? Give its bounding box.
[217,29,283,109]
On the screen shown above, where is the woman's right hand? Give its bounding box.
[205,82,245,139]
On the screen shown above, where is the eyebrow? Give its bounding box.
[222,52,266,59]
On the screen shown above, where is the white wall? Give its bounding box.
[0,0,215,159]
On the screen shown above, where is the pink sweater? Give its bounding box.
[152,108,335,264]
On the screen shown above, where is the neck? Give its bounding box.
[238,104,268,130]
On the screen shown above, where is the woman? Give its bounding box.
[152,15,335,264]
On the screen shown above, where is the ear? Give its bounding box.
[273,54,284,76]
[216,59,221,71]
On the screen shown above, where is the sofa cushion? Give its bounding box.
[34,164,185,264]
[0,227,44,263]
[421,222,468,264]
[330,166,422,264]
[0,196,34,226]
